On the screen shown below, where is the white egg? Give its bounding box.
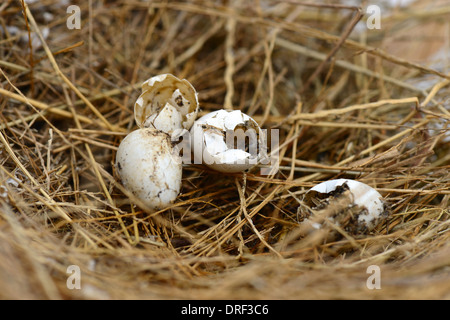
[115,128,182,210]
[299,179,389,234]
[134,74,199,138]
[190,109,267,173]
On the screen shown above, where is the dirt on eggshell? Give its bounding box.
[298,181,391,239]
[115,128,182,210]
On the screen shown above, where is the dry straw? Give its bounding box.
[0,0,449,299]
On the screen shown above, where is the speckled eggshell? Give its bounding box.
[115,128,182,210]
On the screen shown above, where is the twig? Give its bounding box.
[290,97,419,120]
[19,0,34,95]
[23,3,119,132]
[300,6,363,94]
[275,37,426,94]
[236,175,283,258]
[0,86,118,130]
[224,10,237,111]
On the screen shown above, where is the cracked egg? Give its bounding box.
[298,179,390,235]
[190,109,267,173]
[115,128,182,210]
[134,74,199,138]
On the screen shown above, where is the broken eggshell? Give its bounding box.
[134,74,199,138]
[115,128,182,210]
[190,109,267,173]
[298,179,389,234]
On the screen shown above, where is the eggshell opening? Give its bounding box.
[134,74,199,134]
[190,109,266,173]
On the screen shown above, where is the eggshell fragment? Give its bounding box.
[115,128,182,210]
[190,109,267,173]
[298,179,389,234]
[134,74,199,136]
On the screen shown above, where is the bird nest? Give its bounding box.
[0,0,449,299]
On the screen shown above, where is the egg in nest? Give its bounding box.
[115,128,182,210]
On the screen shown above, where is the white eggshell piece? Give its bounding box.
[116,128,182,210]
[224,110,245,130]
[215,149,250,164]
[142,74,168,89]
[308,179,385,228]
[203,131,227,155]
[190,109,266,173]
[143,102,183,133]
[134,74,199,135]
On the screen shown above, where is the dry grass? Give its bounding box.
[0,0,449,300]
